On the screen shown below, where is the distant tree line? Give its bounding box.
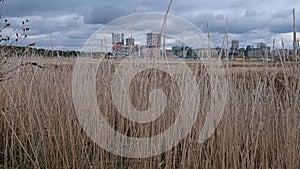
[1,45,80,57]
[35,48,80,57]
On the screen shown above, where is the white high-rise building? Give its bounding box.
[231,40,239,49]
[126,38,135,46]
[112,33,124,45]
[146,32,161,47]
[257,42,267,48]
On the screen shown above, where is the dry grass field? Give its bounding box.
[0,58,300,168]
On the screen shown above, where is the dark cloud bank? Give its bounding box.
[2,0,299,50]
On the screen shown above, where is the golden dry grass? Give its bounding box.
[0,58,300,168]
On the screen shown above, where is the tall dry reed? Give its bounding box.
[0,58,299,168]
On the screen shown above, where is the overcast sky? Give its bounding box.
[2,0,300,50]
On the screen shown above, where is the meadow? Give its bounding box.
[0,58,300,168]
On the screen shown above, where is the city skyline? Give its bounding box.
[109,31,298,61]
[110,31,299,51]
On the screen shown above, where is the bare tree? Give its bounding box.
[0,0,42,82]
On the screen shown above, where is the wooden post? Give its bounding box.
[282,37,285,62]
[0,86,4,109]
[293,8,297,61]
[206,20,211,58]
[272,37,275,61]
[226,15,229,60]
